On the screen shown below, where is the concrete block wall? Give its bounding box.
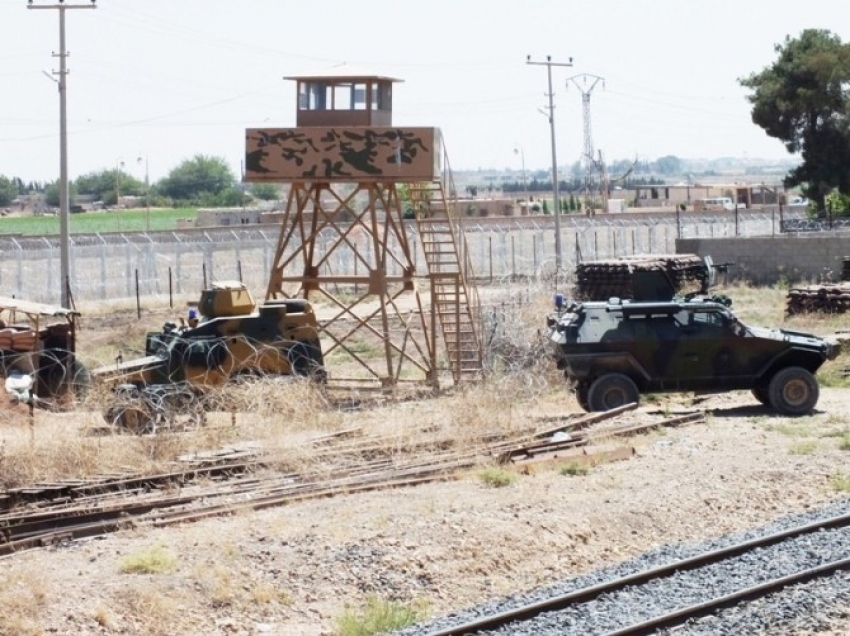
[677,233,850,285]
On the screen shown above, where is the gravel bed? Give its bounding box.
[396,498,850,635]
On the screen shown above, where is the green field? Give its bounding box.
[0,208,197,235]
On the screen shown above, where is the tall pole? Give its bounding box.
[527,55,573,270]
[29,1,97,308]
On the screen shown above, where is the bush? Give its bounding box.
[120,543,177,574]
[559,462,590,476]
[477,467,517,488]
[335,596,427,636]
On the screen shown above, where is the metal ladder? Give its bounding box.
[408,179,483,384]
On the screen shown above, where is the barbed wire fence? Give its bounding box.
[0,209,802,306]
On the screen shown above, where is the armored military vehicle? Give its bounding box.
[93,282,324,431]
[546,294,839,415]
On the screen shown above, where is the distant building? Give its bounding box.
[631,183,780,210]
[195,207,264,227]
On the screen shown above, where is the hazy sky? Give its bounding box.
[1,0,846,183]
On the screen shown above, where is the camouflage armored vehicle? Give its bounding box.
[546,294,839,415]
[92,282,324,431]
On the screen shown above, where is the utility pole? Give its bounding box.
[527,55,572,270]
[567,74,604,211]
[28,0,97,308]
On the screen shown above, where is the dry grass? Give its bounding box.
[189,560,289,611]
[0,571,48,636]
[1,281,847,489]
[788,440,819,456]
[2,280,850,636]
[0,413,166,487]
[110,584,186,636]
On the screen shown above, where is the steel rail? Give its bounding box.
[0,408,690,558]
[426,511,850,636]
[605,555,850,636]
[0,457,473,557]
[0,459,261,509]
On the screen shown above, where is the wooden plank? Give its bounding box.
[533,402,638,439]
[505,445,636,473]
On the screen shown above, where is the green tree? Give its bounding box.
[653,155,682,175]
[249,183,281,201]
[208,186,249,207]
[0,176,17,207]
[739,29,850,211]
[44,180,78,208]
[158,155,236,204]
[75,169,144,206]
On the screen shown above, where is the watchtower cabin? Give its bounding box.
[244,67,482,391]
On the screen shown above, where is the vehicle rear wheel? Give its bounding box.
[751,383,770,406]
[104,384,155,434]
[105,403,154,434]
[287,343,327,382]
[768,367,819,415]
[587,373,639,412]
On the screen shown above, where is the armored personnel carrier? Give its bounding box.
[93,282,324,431]
[546,294,838,415]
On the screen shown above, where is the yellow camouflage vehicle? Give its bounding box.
[92,281,324,431]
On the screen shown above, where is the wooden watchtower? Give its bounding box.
[244,67,482,390]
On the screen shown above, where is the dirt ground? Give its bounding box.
[3,285,850,635]
[3,383,850,636]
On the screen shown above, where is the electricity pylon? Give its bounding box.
[567,74,605,208]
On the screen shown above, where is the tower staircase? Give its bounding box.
[408,173,483,384]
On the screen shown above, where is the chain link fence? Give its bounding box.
[0,208,804,305]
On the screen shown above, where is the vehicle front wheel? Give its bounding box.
[587,373,640,412]
[768,367,819,415]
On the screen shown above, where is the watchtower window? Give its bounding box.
[340,82,367,110]
[371,82,391,111]
[299,82,331,110]
[297,79,393,113]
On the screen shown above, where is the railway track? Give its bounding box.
[0,455,475,557]
[417,511,850,635]
[0,407,705,559]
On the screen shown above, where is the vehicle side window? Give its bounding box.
[692,311,724,327]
